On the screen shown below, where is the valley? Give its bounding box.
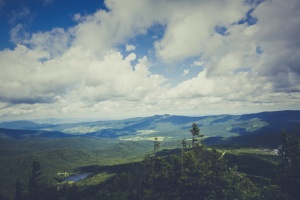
[0,110,299,199]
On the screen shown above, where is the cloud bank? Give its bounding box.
[0,0,300,120]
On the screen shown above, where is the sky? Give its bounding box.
[0,0,300,121]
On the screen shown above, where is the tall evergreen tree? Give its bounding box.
[181,137,187,150]
[190,123,204,147]
[153,137,160,153]
[28,161,43,200]
[277,129,300,198]
[181,138,188,177]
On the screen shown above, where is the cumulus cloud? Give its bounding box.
[23,27,74,57]
[68,51,165,103]
[0,0,300,119]
[154,0,300,90]
[192,60,204,67]
[71,0,162,55]
[182,69,189,76]
[73,13,82,22]
[0,43,167,117]
[251,0,300,92]
[126,44,136,51]
[10,24,30,44]
[154,0,249,62]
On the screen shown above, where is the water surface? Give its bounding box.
[63,173,93,182]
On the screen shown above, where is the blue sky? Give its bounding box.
[0,0,300,121]
[0,0,106,49]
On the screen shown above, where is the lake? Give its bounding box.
[62,173,93,182]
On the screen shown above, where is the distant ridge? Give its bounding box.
[0,128,72,139]
[0,120,51,130]
[0,110,299,146]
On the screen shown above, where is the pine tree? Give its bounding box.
[181,137,187,150]
[277,129,300,198]
[181,138,187,177]
[189,123,204,147]
[28,161,43,200]
[153,137,160,153]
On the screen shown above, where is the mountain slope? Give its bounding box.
[0,128,72,139]
[1,110,300,145]
[0,120,52,130]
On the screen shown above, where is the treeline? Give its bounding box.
[73,147,290,200]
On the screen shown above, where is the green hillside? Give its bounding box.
[0,137,153,199]
[1,111,300,199]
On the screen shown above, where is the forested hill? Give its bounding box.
[0,111,299,199]
[1,110,300,147]
[4,137,299,200]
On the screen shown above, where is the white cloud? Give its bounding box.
[192,60,204,67]
[1,0,300,120]
[164,68,294,115]
[67,51,165,103]
[125,52,136,62]
[73,13,82,22]
[24,27,74,57]
[154,0,249,62]
[71,0,161,55]
[0,43,168,118]
[10,24,30,44]
[182,69,189,76]
[126,44,136,51]
[251,0,300,92]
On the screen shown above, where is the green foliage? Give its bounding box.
[225,152,278,179]
[2,122,299,199]
[1,142,292,200]
[67,147,286,200]
[0,137,152,199]
[28,160,43,200]
[276,129,300,199]
[153,137,161,153]
[189,123,204,147]
[260,185,289,200]
[181,138,187,149]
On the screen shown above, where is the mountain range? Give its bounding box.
[1,110,299,147]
